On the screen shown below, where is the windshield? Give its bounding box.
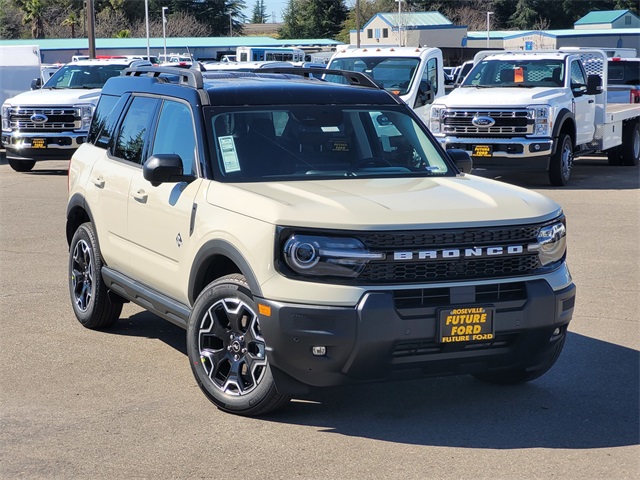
[43,64,126,89]
[462,59,565,88]
[326,57,420,95]
[206,105,452,182]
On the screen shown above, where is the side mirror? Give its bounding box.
[31,78,42,90]
[447,148,473,174]
[143,154,195,186]
[586,74,602,95]
[414,80,433,108]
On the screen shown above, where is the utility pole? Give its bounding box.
[486,11,494,48]
[86,0,96,58]
[162,7,168,59]
[144,0,150,60]
[356,0,360,48]
[395,0,403,47]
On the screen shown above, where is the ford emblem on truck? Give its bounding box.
[471,115,495,127]
[30,113,48,124]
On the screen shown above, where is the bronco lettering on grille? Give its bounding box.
[393,245,524,260]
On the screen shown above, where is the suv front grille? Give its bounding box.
[8,107,80,132]
[442,109,532,136]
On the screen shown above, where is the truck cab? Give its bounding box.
[326,47,445,117]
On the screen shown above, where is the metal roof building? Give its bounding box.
[574,9,640,29]
[0,36,342,64]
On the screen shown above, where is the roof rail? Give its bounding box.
[124,65,204,89]
[255,67,381,89]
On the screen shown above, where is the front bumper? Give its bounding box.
[438,136,554,169]
[257,279,575,391]
[2,131,87,160]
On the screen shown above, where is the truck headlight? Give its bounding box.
[528,105,551,137]
[77,105,95,131]
[529,217,566,266]
[1,104,11,131]
[430,106,446,134]
[281,234,384,279]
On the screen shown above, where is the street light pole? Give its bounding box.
[486,11,494,48]
[396,0,402,47]
[144,0,150,60]
[229,12,233,36]
[162,7,168,59]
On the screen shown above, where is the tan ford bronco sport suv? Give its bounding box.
[66,66,576,416]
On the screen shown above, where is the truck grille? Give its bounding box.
[442,109,532,136]
[7,107,80,132]
[353,223,545,284]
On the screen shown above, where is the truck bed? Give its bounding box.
[605,103,640,123]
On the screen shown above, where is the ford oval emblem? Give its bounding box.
[30,113,48,124]
[471,116,495,127]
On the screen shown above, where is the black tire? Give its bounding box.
[621,121,640,167]
[607,146,624,166]
[8,159,36,172]
[68,222,122,329]
[473,331,566,385]
[548,133,574,186]
[187,274,290,416]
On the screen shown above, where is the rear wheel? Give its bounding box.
[549,133,573,186]
[607,145,623,166]
[621,121,640,167]
[68,223,122,329]
[187,274,290,416]
[8,159,36,172]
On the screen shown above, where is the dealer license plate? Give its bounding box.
[31,138,46,149]
[439,306,494,343]
[472,145,492,157]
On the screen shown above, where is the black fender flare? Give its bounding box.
[551,109,576,154]
[188,239,263,305]
[66,193,96,246]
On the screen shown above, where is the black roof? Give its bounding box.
[101,66,402,108]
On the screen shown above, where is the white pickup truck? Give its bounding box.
[1,58,149,172]
[429,49,640,185]
[326,46,445,118]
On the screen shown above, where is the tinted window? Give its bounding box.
[608,61,640,85]
[44,64,127,89]
[113,96,159,164]
[327,57,420,95]
[88,94,119,147]
[151,101,197,175]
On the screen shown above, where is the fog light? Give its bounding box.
[311,346,326,356]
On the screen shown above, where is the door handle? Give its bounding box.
[132,189,148,203]
[92,176,105,188]
[588,99,594,103]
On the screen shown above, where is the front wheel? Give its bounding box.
[8,159,36,172]
[548,133,573,186]
[187,274,290,416]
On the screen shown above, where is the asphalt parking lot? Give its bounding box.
[1,155,638,479]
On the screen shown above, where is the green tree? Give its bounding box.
[20,0,47,38]
[280,0,347,39]
[62,11,79,38]
[251,0,269,23]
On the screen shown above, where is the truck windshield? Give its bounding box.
[462,59,565,88]
[326,57,420,95]
[206,105,452,182]
[43,64,127,89]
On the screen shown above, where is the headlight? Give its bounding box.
[527,105,552,137]
[2,104,11,131]
[281,234,384,279]
[77,105,95,131]
[430,106,446,134]
[529,217,566,266]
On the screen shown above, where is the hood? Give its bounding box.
[439,86,566,107]
[207,175,562,229]
[3,88,101,106]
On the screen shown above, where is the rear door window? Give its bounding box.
[112,96,160,164]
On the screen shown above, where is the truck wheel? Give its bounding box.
[473,330,566,385]
[548,133,573,186]
[621,121,640,167]
[68,223,122,329]
[8,159,36,172]
[606,146,623,166]
[187,274,290,416]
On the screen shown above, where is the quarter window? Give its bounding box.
[112,96,159,164]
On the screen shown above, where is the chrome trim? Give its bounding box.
[439,136,554,159]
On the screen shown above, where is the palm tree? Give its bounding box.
[21,0,46,39]
[62,11,80,38]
